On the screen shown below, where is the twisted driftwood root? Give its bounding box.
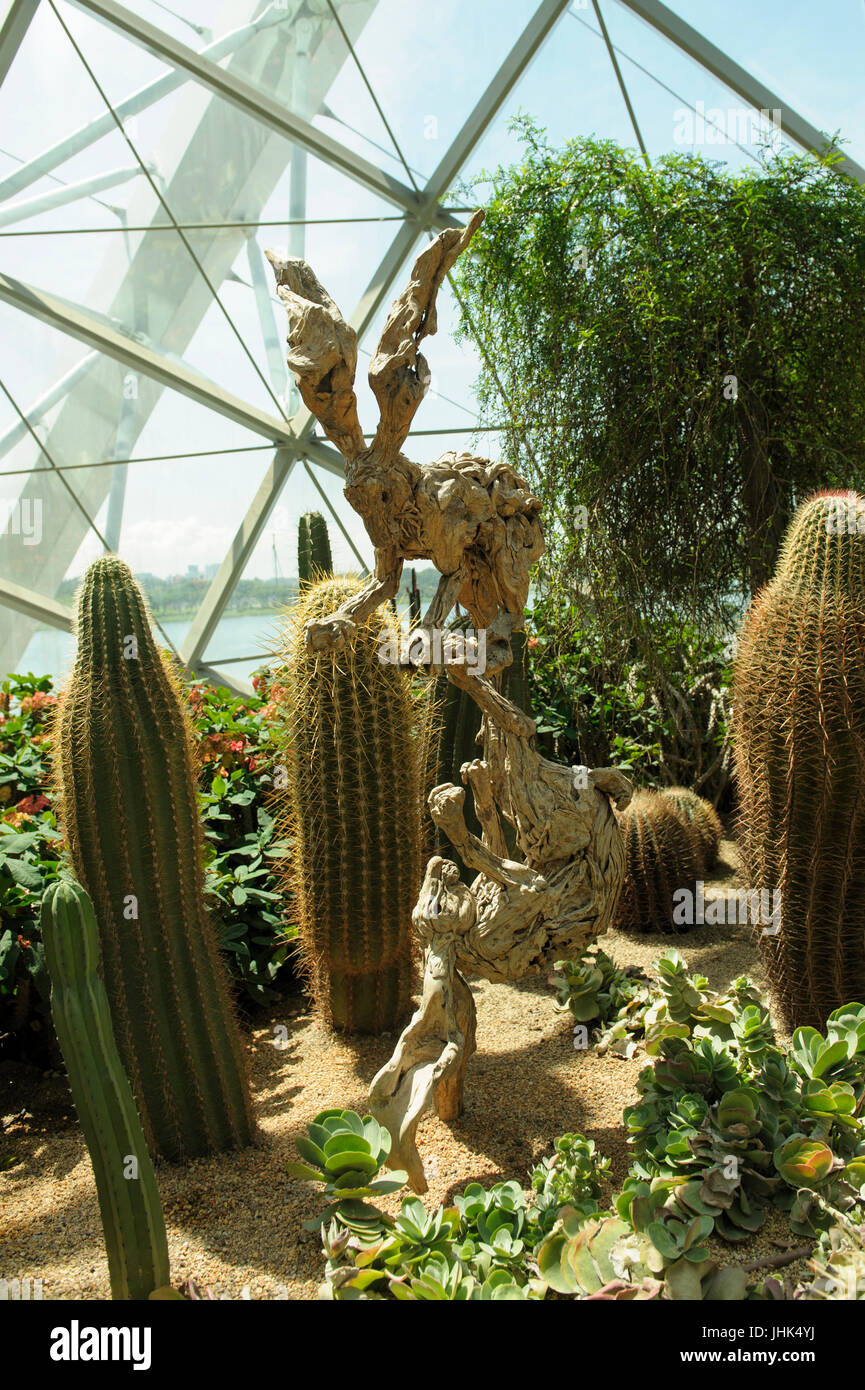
[269,215,632,1192]
[369,712,632,1190]
[368,925,476,1194]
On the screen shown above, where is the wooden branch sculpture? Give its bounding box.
[269,214,632,1192]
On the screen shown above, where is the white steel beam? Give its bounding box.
[0,576,73,630]
[616,0,865,183]
[180,0,577,667]
[0,0,39,88]
[68,0,458,221]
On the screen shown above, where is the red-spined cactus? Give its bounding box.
[733,490,865,1029]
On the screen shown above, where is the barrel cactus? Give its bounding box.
[55,556,255,1161]
[41,878,171,1300]
[298,511,333,585]
[733,489,865,1030]
[614,790,702,934]
[660,787,723,873]
[272,575,428,1032]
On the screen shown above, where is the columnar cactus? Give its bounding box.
[733,490,865,1030]
[614,790,701,933]
[272,575,426,1032]
[298,511,333,585]
[55,556,255,1161]
[41,879,171,1300]
[660,787,723,873]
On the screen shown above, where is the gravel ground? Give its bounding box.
[0,838,811,1300]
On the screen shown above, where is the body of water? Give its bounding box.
[17,612,284,689]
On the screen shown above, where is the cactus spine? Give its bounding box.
[55,556,255,1161]
[733,490,865,1029]
[273,575,425,1032]
[41,879,170,1300]
[298,511,333,585]
[660,786,723,873]
[614,790,701,933]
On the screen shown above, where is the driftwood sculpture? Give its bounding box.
[268,214,632,1192]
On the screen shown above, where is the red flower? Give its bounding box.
[229,739,245,753]
[20,691,58,717]
[16,934,31,950]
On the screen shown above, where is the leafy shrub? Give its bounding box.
[0,669,297,1056]
[525,595,731,804]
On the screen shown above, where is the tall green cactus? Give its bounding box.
[272,576,427,1032]
[614,790,702,933]
[432,629,532,881]
[41,879,170,1300]
[733,490,865,1030]
[55,556,255,1161]
[298,511,333,585]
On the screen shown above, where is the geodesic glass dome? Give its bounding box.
[1,0,863,691]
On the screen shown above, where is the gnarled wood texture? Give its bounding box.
[270,214,631,1191]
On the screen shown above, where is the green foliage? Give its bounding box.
[454,124,865,621]
[529,1133,611,1232]
[293,956,865,1301]
[191,674,295,1004]
[0,669,296,1054]
[0,675,68,1051]
[525,596,732,800]
[41,878,170,1300]
[553,945,648,1034]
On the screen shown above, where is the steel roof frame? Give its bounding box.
[1,0,861,691]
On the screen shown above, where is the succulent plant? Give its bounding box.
[55,556,255,1161]
[550,948,645,1026]
[733,490,865,1030]
[272,576,427,1032]
[40,879,170,1300]
[614,790,702,933]
[660,786,723,873]
[287,1107,408,1226]
[529,1133,610,1218]
[537,1213,658,1297]
[297,511,333,585]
